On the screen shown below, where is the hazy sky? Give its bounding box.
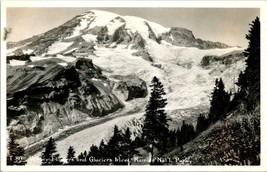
[6,8,259,47]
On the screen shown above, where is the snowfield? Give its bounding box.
[91,45,244,110]
[25,42,245,165]
[47,41,74,54]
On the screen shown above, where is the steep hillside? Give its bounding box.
[167,103,260,165]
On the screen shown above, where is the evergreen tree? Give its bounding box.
[77,152,86,164]
[236,17,260,110]
[180,120,195,145]
[244,17,260,92]
[66,146,76,165]
[121,127,138,165]
[175,128,182,146]
[196,113,208,134]
[107,125,123,164]
[88,144,99,164]
[98,139,110,165]
[208,78,230,124]
[41,137,62,165]
[88,145,99,158]
[166,129,177,150]
[83,150,87,161]
[142,76,170,163]
[7,132,26,165]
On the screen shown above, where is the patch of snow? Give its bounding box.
[89,10,120,28]
[63,47,78,54]
[91,78,100,81]
[123,16,169,40]
[9,60,26,66]
[170,34,174,41]
[109,42,117,48]
[27,65,35,68]
[161,40,172,46]
[58,62,68,67]
[124,16,150,38]
[47,41,73,54]
[67,18,89,38]
[146,20,170,36]
[23,49,34,54]
[30,56,53,62]
[82,34,97,42]
[56,55,76,63]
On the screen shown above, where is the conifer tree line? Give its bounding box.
[7,17,260,166]
[235,16,260,111]
[7,130,27,165]
[38,126,138,165]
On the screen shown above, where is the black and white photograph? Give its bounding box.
[1,1,266,171]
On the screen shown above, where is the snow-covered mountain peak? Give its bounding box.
[7,10,232,57]
[6,10,247,162]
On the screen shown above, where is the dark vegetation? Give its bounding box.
[7,53,35,64]
[7,130,27,165]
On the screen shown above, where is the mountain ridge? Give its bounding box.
[7,10,231,57]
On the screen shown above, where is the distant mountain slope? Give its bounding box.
[7,10,230,57]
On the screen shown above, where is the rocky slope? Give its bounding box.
[7,57,147,145]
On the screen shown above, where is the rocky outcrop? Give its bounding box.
[112,75,148,101]
[131,32,153,62]
[112,25,131,44]
[201,50,244,68]
[162,27,230,49]
[7,58,123,143]
[144,21,158,42]
[61,36,95,57]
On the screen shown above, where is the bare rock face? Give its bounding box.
[201,50,244,68]
[131,32,153,62]
[144,21,158,42]
[7,58,123,143]
[112,75,148,101]
[162,27,230,49]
